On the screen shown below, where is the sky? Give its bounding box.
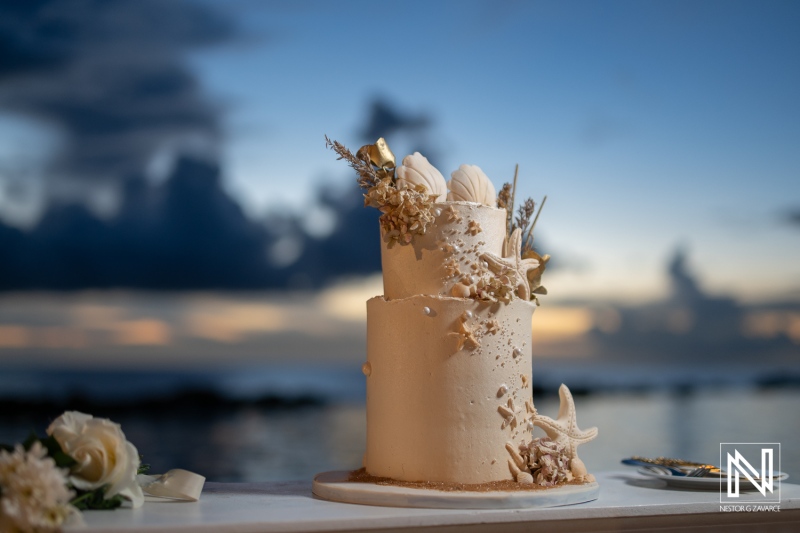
[0,0,798,371]
[1,1,798,302]
[190,0,799,302]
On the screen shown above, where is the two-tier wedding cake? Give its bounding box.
[323,137,597,497]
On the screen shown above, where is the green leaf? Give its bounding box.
[22,431,40,451]
[40,436,77,468]
[39,435,61,455]
[70,486,124,511]
[52,450,78,469]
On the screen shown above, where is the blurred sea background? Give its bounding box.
[0,0,798,482]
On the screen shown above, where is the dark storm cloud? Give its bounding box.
[784,207,800,227]
[0,156,279,290]
[0,97,431,290]
[283,184,382,289]
[0,0,435,290]
[587,246,798,369]
[0,0,231,80]
[0,0,233,184]
[360,99,430,142]
[0,153,386,290]
[0,0,281,290]
[359,98,440,169]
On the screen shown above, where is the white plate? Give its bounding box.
[637,468,789,491]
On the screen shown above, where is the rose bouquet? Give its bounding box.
[1,411,145,532]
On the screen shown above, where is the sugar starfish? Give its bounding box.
[533,384,598,461]
[480,228,540,300]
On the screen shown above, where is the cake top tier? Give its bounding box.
[381,202,523,301]
[326,136,550,304]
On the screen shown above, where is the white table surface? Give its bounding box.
[72,471,800,533]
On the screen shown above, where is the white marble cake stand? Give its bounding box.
[312,471,599,510]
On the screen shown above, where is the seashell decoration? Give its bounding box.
[396,152,447,202]
[447,164,496,206]
[516,471,534,484]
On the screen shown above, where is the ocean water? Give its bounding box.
[1,378,797,482]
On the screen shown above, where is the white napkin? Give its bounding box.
[137,469,206,502]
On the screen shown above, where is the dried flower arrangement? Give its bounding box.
[506,437,573,486]
[496,165,550,304]
[326,136,550,302]
[325,136,439,247]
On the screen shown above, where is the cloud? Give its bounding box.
[287,183,383,288]
[0,0,437,291]
[0,0,234,190]
[784,207,800,228]
[0,155,280,290]
[360,98,430,142]
[0,95,433,290]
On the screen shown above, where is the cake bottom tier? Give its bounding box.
[365,295,536,484]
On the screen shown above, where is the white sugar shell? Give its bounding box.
[516,471,534,484]
[447,164,496,206]
[396,152,447,202]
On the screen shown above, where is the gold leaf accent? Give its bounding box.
[366,137,395,170]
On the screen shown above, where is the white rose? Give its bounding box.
[395,152,447,202]
[47,411,144,508]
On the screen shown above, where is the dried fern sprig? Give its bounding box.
[513,198,536,236]
[325,135,382,189]
[524,195,547,252]
[497,182,512,210]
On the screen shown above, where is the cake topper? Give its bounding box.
[326,135,550,302]
[326,136,438,246]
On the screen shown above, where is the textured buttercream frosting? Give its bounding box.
[365,200,554,484]
[380,202,507,300]
[365,293,536,483]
